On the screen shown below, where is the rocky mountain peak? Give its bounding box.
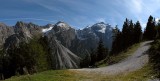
[15,21,26,27]
[14,21,31,38]
[54,21,71,31]
[91,22,112,33]
[14,21,42,38]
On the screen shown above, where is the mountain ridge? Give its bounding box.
[0,21,114,70]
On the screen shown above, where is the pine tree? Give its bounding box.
[134,21,142,43]
[111,19,142,55]
[122,18,130,49]
[97,39,106,61]
[111,27,123,55]
[156,19,160,39]
[143,15,156,40]
[128,20,134,45]
[89,48,97,66]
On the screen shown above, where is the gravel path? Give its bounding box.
[71,41,152,75]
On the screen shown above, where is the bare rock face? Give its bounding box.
[2,21,81,70]
[52,21,76,48]
[4,21,42,50]
[14,21,42,37]
[43,21,113,60]
[45,28,81,69]
[0,23,14,48]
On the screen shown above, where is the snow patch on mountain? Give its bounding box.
[42,27,53,33]
[56,22,70,30]
[98,27,106,33]
[57,23,65,27]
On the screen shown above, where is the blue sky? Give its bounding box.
[1,0,160,29]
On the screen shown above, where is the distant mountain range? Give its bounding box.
[0,21,113,69]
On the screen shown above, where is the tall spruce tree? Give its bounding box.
[156,19,160,39]
[144,15,156,40]
[128,20,134,45]
[111,27,123,55]
[134,21,142,43]
[122,18,130,49]
[97,39,106,61]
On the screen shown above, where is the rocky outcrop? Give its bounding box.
[4,21,43,51]
[52,21,76,48]
[45,28,81,69]
[0,23,14,48]
[14,21,42,37]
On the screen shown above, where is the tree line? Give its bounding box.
[146,16,160,78]
[82,15,158,68]
[111,15,160,78]
[111,18,142,55]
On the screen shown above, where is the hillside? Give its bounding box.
[5,41,154,81]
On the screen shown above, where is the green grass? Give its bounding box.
[5,64,154,81]
[97,43,140,67]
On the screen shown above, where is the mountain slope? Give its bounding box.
[44,21,113,59]
[1,21,113,70]
[5,41,153,81]
[44,26,81,69]
[0,23,14,48]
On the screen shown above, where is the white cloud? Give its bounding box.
[1,18,55,23]
[23,0,160,29]
[124,0,160,15]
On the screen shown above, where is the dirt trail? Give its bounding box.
[71,41,152,75]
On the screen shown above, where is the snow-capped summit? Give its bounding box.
[94,22,106,27]
[55,21,70,30]
[91,22,112,33]
[76,22,113,52]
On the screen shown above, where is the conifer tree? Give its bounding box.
[97,39,106,61]
[143,15,156,40]
[128,20,134,45]
[122,18,131,49]
[111,19,142,55]
[111,27,123,55]
[134,21,142,43]
[156,19,160,39]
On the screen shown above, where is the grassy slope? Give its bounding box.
[5,64,153,81]
[5,42,154,81]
